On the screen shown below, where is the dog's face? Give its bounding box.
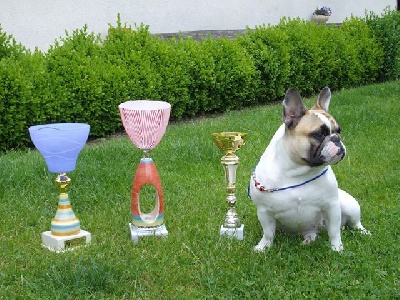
[282,87,346,167]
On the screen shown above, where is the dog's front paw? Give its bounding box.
[331,243,344,252]
[361,228,371,235]
[254,245,266,252]
[254,237,272,252]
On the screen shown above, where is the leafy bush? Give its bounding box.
[200,37,259,112]
[45,25,134,136]
[172,37,216,116]
[0,25,26,60]
[0,11,399,151]
[0,50,49,150]
[46,26,108,134]
[238,17,384,97]
[103,22,162,103]
[104,23,193,120]
[0,57,31,150]
[0,27,37,150]
[340,17,384,86]
[366,8,400,81]
[104,24,258,119]
[275,18,325,95]
[146,37,192,120]
[237,24,290,103]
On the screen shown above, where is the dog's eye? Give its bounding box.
[331,126,341,135]
[311,131,326,140]
[311,125,330,140]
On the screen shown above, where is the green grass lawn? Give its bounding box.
[1,82,399,299]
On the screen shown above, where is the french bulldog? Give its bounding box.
[248,87,369,252]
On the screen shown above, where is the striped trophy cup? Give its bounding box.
[29,123,91,252]
[119,100,171,243]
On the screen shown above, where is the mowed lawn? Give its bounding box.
[0,81,399,299]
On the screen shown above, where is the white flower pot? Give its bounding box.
[311,15,330,24]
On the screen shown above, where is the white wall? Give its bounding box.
[0,0,396,51]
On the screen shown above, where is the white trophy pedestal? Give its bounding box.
[129,223,168,243]
[220,224,245,240]
[42,230,91,252]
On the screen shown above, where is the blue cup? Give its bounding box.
[29,123,90,173]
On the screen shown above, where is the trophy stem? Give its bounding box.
[221,155,242,229]
[41,173,91,252]
[143,149,151,158]
[51,173,80,236]
[130,155,168,243]
[224,196,241,228]
[212,131,246,240]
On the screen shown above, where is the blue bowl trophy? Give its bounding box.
[29,123,91,252]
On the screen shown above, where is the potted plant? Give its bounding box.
[311,6,332,24]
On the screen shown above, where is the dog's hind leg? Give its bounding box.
[302,228,318,245]
[339,189,371,235]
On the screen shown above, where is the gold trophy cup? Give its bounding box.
[212,132,247,240]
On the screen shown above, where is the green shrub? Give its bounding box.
[275,18,325,95]
[23,52,54,128]
[238,18,372,95]
[172,37,216,116]
[147,37,192,120]
[0,49,51,150]
[0,25,26,60]
[340,17,383,86]
[46,25,102,122]
[104,23,193,121]
[0,27,39,150]
[0,11,398,151]
[366,8,400,81]
[103,22,162,103]
[237,24,290,103]
[0,57,31,150]
[257,17,383,94]
[45,26,125,136]
[201,37,259,112]
[104,25,258,119]
[316,24,358,90]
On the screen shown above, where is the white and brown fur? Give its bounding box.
[249,87,369,252]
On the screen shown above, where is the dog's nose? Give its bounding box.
[337,146,345,157]
[330,134,346,158]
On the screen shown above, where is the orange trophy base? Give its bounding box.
[130,157,168,243]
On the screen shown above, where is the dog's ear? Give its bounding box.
[312,87,331,112]
[282,88,307,128]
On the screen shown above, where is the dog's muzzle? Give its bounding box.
[322,135,346,164]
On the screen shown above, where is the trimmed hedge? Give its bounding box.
[0,10,399,151]
[366,8,400,81]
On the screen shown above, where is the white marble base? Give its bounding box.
[220,224,245,240]
[42,230,91,252]
[129,223,168,243]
